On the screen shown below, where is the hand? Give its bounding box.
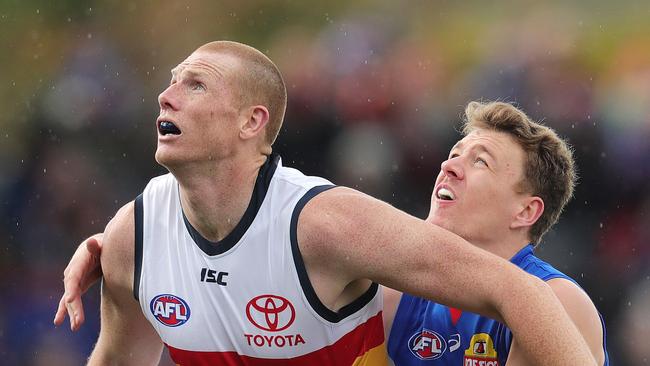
[53,234,104,331]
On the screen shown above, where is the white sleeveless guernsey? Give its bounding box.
[135,154,387,365]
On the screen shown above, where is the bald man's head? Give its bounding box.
[195,41,287,146]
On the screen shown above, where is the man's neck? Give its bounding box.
[472,232,531,261]
[171,153,268,242]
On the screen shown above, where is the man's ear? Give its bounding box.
[511,196,544,230]
[240,105,270,140]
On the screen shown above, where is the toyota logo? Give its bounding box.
[246,294,296,332]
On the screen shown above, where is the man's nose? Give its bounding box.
[441,157,464,180]
[158,85,178,111]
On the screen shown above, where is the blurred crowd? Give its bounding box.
[1,1,648,365]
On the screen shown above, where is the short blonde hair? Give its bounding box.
[198,41,287,146]
[462,101,576,244]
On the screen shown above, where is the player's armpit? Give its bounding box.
[88,202,163,365]
[297,186,596,366]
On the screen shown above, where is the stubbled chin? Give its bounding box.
[155,148,180,169]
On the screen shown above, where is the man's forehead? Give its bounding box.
[451,129,513,154]
[171,51,237,77]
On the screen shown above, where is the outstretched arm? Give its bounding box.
[88,202,163,365]
[53,234,104,331]
[298,187,596,365]
[506,278,606,365]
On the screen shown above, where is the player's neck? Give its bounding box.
[474,232,531,261]
[175,153,268,242]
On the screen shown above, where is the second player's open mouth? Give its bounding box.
[436,187,456,201]
[158,121,182,135]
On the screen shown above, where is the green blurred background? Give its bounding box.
[1,0,649,364]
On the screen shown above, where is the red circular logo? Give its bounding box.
[246,294,296,332]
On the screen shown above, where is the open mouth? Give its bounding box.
[436,187,456,201]
[158,121,181,136]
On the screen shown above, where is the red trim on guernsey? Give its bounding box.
[166,312,384,366]
[449,307,462,326]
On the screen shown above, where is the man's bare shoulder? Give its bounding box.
[296,185,430,281]
[296,186,398,258]
[547,278,605,364]
[101,201,135,289]
[547,278,602,322]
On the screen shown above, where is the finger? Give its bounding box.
[86,237,103,257]
[64,294,86,331]
[53,296,67,326]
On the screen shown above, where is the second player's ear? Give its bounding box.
[240,105,269,140]
[511,196,544,230]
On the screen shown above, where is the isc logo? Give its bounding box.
[150,294,191,327]
[200,268,228,285]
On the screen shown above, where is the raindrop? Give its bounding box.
[599,222,603,229]
[36,9,40,14]
[43,168,47,174]
[571,124,575,129]
[87,33,93,39]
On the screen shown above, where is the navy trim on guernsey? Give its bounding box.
[182,154,280,256]
[290,185,380,323]
[133,194,144,301]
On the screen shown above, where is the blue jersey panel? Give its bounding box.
[387,245,609,365]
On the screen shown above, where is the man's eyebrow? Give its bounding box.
[170,67,203,79]
[450,140,463,152]
[474,144,497,160]
[449,141,497,160]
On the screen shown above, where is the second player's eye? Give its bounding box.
[191,82,206,91]
[475,157,488,167]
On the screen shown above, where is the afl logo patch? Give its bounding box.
[246,294,296,332]
[150,294,191,327]
[409,329,447,360]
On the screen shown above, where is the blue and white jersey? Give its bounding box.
[387,245,609,365]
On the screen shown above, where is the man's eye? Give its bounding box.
[191,82,205,91]
[475,157,488,167]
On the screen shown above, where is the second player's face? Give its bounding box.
[155,49,243,169]
[427,129,530,243]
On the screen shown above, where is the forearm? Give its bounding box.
[497,271,596,365]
